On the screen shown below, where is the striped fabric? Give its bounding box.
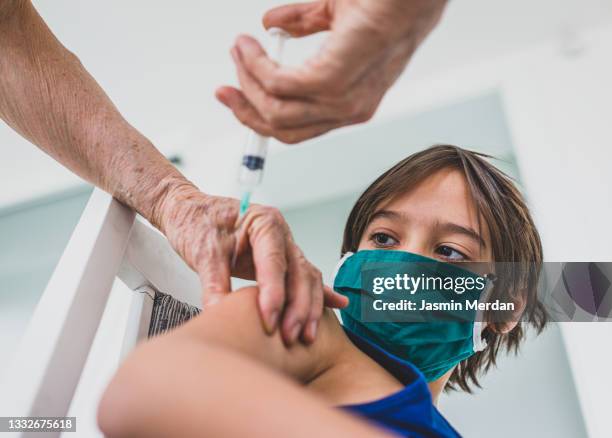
[148,290,201,338]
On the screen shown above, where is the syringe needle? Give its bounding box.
[239,190,251,218]
[231,190,251,269]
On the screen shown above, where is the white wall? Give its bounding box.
[258,92,519,210]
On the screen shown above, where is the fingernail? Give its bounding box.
[289,323,301,344]
[215,89,228,105]
[204,294,222,308]
[308,321,318,341]
[237,36,257,56]
[265,310,279,334]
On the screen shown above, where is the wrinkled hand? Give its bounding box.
[156,184,348,345]
[216,0,447,144]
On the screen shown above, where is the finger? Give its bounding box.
[269,117,347,144]
[323,285,349,309]
[302,269,324,343]
[235,35,328,96]
[248,209,289,334]
[232,42,340,128]
[282,246,314,345]
[199,251,232,308]
[229,211,256,280]
[215,85,273,136]
[216,85,346,144]
[263,2,331,37]
[267,117,343,144]
[236,30,380,98]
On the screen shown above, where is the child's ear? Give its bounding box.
[487,290,526,334]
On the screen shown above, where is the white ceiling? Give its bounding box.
[2,0,612,208]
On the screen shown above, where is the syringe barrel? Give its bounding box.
[237,28,289,188]
[239,131,270,186]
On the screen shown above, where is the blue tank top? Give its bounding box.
[339,327,461,438]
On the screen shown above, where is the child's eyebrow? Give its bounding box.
[369,210,486,248]
[435,221,486,248]
[369,209,403,223]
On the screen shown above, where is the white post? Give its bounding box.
[118,220,201,308]
[0,189,135,435]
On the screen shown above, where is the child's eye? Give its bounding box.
[435,245,468,261]
[370,232,399,248]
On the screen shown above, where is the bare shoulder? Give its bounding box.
[179,286,270,345]
[99,303,391,437]
[160,286,340,380]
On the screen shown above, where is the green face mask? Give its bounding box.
[333,250,493,381]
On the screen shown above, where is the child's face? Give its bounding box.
[358,167,493,266]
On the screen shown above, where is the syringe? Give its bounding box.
[237,28,290,220]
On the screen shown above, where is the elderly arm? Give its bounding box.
[0,1,347,344]
[0,0,184,225]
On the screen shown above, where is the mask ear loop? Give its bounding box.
[331,252,354,284]
[472,273,497,352]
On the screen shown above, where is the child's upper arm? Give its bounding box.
[98,287,388,438]
[171,286,323,379]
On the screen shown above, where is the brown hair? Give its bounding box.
[341,145,547,392]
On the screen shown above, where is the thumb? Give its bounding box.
[263,2,331,37]
[199,254,232,308]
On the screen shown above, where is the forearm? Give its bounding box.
[0,0,195,228]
